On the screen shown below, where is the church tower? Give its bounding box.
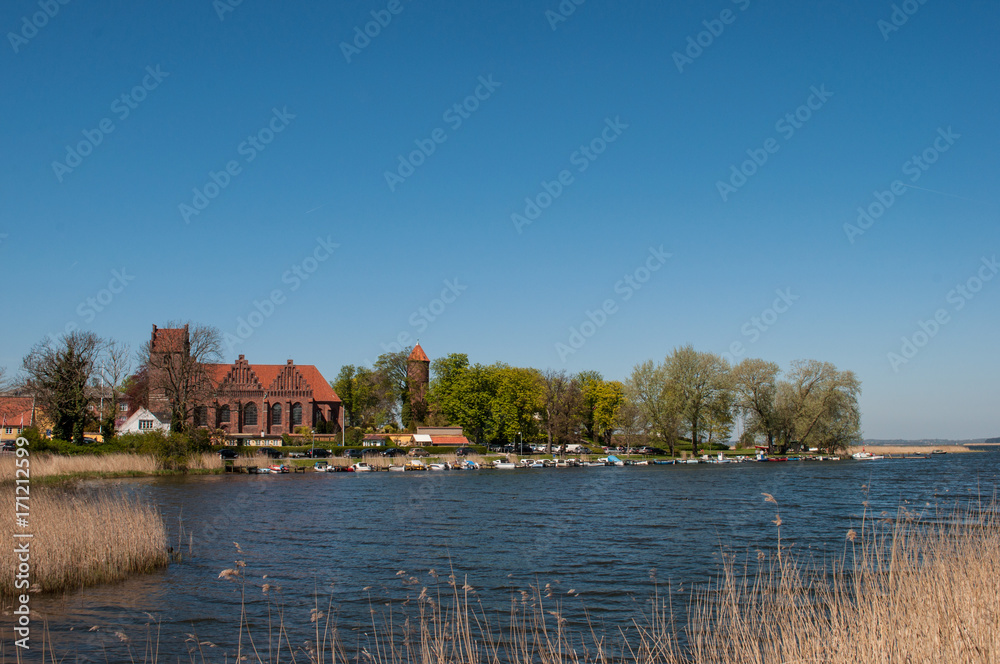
[407,344,430,426]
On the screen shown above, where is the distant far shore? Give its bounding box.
[850,444,976,455]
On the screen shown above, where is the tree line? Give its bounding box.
[334,345,862,454]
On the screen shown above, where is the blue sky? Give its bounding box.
[1,0,997,440]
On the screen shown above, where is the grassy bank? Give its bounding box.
[0,486,169,597]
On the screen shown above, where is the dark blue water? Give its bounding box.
[10,451,1000,660]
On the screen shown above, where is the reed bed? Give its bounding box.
[0,453,160,481]
[849,444,972,455]
[0,486,168,597]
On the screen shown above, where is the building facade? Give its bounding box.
[147,325,342,443]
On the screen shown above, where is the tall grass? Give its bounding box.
[0,453,160,481]
[0,486,168,596]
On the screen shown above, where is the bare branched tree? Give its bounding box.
[141,323,222,433]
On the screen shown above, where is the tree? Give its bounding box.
[374,349,411,427]
[576,370,603,441]
[427,353,470,425]
[332,365,358,427]
[664,346,731,457]
[141,323,222,433]
[731,358,782,452]
[448,363,498,445]
[351,366,395,430]
[541,369,584,452]
[626,359,680,456]
[96,340,131,441]
[778,360,861,453]
[589,380,626,446]
[22,331,104,444]
[491,366,543,444]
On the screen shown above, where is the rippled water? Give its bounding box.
[10,450,1000,660]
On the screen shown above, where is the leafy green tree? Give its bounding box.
[777,360,861,453]
[731,358,782,452]
[576,370,603,441]
[590,380,626,446]
[374,349,412,427]
[332,365,358,427]
[491,365,543,444]
[664,346,731,457]
[428,353,470,425]
[626,359,680,456]
[449,363,498,445]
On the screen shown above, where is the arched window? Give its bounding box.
[194,406,208,427]
[271,403,282,426]
[244,403,257,426]
[314,406,325,424]
[291,403,303,426]
[218,405,230,424]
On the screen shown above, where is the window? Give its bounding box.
[4,427,12,435]
[271,403,282,426]
[219,405,231,424]
[138,420,154,430]
[244,403,257,426]
[194,406,208,427]
[120,403,128,412]
[291,403,302,426]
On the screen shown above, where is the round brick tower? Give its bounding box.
[407,344,430,425]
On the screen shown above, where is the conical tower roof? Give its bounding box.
[408,344,429,362]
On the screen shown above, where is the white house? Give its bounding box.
[117,407,170,435]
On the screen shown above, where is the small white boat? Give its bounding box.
[388,465,406,472]
[427,463,449,471]
[351,462,373,472]
[455,460,480,470]
[852,451,884,460]
[492,461,516,469]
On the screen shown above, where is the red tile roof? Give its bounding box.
[0,397,33,426]
[205,361,340,402]
[408,344,429,362]
[429,435,469,446]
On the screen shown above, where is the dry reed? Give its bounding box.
[0,486,168,597]
[0,453,160,482]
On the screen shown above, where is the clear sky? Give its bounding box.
[1,0,997,440]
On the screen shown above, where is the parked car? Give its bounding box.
[455,447,477,456]
[344,448,366,459]
[408,448,430,457]
[219,448,239,460]
[1,442,15,452]
[305,448,332,458]
[259,447,283,459]
[380,448,406,457]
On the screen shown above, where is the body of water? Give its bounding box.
[10,450,1000,660]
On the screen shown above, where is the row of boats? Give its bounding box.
[255,451,936,474]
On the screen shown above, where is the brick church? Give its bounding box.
[149,325,343,443]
